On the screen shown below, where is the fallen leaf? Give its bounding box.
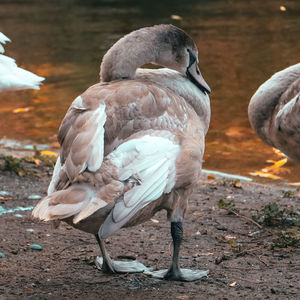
[280,5,286,11]
[249,171,280,179]
[12,107,34,113]
[272,148,286,157]
[262,158,288,172]
[193,211,203,217]
[0,196,14,200]
[288,182,300,186]
[234,182,242,188]
[150,218,159,224]
[176,296,189,300]
[40,150,58,157]
[33,159,40,166]
[199,252,214,256]
[171,15,183,20]
[207,174,215,179]
[225,235,236,240]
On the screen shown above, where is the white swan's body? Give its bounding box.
[33,24,211,281]
[248,63,300,162]
[0,32,44,92]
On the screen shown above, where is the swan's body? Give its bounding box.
[33,24,211,281]
[248,63,300,162]
[0,32,44,92]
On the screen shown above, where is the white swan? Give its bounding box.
[248,63,300,163]
[33,24,211,281]
[0,32,45,92]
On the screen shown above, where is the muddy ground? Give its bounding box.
[0,161,299,300]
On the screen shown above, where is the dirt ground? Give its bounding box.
[0,162,299,300]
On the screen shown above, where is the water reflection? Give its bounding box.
[0,0,299,182]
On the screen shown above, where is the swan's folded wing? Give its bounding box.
[275,92,300,134]
[99,134,180,239]
[56,96,107,185]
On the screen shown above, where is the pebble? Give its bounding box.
[29,244,43,251]
[0,252,5,258]
[14,214,23,218]
[27,194,42,200]
[26,228,35,233]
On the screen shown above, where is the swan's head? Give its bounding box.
[100,24,211,95]
[153,24,211,95]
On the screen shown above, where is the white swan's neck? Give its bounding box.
[248,63,300,142]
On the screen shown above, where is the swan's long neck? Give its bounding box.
[100,29,159,82]
[248,63,300,142]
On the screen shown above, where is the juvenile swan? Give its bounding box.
[248,63,300,163]
[0,32,44,92]
[33,24,211,281]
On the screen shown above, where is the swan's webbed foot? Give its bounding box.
[144,268,209,281]
[96,256,151,274]
[95,234,152,274]
[144,220,209,281]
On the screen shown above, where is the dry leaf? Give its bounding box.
[249,171,280,179]
[171,15,183,20]
[40,150,58,157]
[207,174,215,179]
[12,107,34,113]
[150,218,159,224]
[280,5,286,11]
[0,196,14,200]
[288,182,300,186]
[262,158,287,172]
[33,159,40,166]
[272,148,285,157]
[193,211,203,217]
[225,235,236,240]
[199,252,214,256]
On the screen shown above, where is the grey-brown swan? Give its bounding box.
[33,24,211,281]
[0,32,44,92]
[248,63,300,163]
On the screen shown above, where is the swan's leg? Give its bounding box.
[94,234,150,274]
[144,220,209,281]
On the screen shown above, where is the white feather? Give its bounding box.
[100,134,180,237]
[0,32,45,92]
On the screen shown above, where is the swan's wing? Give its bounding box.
[99,134,180,239]
[275,92,300,134]
[52,95,107,190]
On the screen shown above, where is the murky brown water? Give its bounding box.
[0,0,299,183]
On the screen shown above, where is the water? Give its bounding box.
[0,0,300,183]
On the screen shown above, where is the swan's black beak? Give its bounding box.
[186,50,211,95]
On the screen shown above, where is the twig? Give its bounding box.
[226,208,264,230]
[256,255,270,267]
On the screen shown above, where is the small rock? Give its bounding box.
[26,228,35,233]
[14,214,23,218]
[0,252,5,258]
[270,288,277,294]
[30,244,43,251]
[27,194,42,200]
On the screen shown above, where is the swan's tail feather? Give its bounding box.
[32,184,108,224]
